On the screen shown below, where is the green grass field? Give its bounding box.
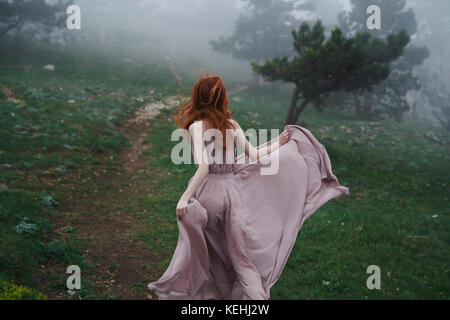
[0,39,179,299]
[0,39,448,299]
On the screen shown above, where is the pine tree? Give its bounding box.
[338,0,429,121]
[408,0,450,130]
[252,20,410,125]
[0,0,68,38]
[210,0,314,87]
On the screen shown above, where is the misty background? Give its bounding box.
[4,0,447,128]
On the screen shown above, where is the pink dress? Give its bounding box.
[148,124,350,299]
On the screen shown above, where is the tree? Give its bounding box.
[252,20,410,125]
[210,0,314,87]
[0,0,68,38]
[407,0,450,130]
[338,0,429,121]
[431,98,450,132]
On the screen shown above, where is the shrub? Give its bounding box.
[0,279,47,300]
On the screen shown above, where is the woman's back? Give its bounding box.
[189,120,237,174]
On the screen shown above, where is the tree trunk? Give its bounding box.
[251,72,260,88]
[292,100,309,122]
[355,90,375,120]
[285,87,309,125]
[285,86,300,125]
[0,18,22,37]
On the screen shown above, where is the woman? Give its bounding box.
[148,75,349,300]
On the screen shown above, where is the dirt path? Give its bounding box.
[54,46,189,299]
[50,96,187,300]
[166,56,183,86]
[228,84,248,95]
[44,50,247,299]
[165,40,183,86]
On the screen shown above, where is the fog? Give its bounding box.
[42,0,449,126]
[62,0,353,83]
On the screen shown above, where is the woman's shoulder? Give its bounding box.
[188,120,206,133]
[187,121,209,143]
[229,118,241,130]
[188,119,239,135]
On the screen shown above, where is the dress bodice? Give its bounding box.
[192,135,237,174]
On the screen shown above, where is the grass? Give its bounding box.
[1,36,448,300]
[0,37,181,299]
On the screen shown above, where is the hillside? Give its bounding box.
[0,39,448,299]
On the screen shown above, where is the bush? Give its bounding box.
[0,279,47,300]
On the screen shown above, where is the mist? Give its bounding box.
[40,0,444,127]
[57,1,352,84]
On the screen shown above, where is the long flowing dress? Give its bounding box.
[148,124,350,300]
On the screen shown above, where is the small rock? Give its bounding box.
[43,64,55,71]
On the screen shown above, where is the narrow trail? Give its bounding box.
[50,50,248,299]
[165,40,183,86]
[164,39,249,95]
[166,56,183,86]
[51,96,187,299]
[228,84,248,95]
[57,47,190,299]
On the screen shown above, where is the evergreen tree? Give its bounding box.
[252,20,410,125]
[408,0,450,130]
[210,0,314,86]
[338,0,429,121]
[0,0,68,38]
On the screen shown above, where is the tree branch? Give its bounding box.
[0,16,22,37]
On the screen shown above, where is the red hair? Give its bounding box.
[174,75,236,149]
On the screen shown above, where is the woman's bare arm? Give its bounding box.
[231,119,290,162]
[176,121,209,220]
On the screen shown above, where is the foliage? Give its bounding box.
[338,0,430,121]
[0,278,47,300]
[252,20,410,124]
[0,0,69,38]
[210,0,305,63]
[407,0,450,130]
[0,189,78,285]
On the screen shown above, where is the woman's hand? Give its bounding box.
[278,129,290,146]
[176,198,189,220]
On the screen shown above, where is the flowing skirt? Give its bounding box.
[148,124,350,299]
